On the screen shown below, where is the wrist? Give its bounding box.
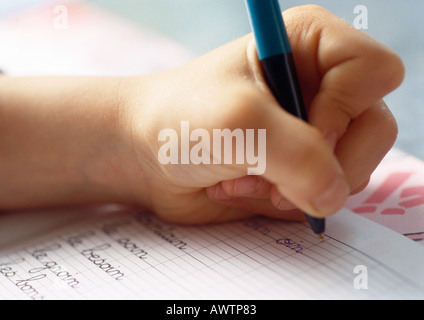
[96,76,155,209]
[0,76,152,209]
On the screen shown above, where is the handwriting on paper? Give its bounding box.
[135,214,187,250]
[66,232,125,280]
[244,220,304,253]
[0,258,45,300]
[30,244,80,288]
[102,219,149,259]
[275,238,304,253]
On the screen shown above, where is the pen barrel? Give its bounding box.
[260,53,307,121]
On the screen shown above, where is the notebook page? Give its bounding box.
[0,1,423,300]
[1,208,423,300]
[345,148,424,245]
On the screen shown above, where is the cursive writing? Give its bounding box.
[135,213,187,250]
[80,244,125,280]
[66,233,125,281]
[15,274,46,300]
[275,238,304,253]
[30,244,80,288]
[102,220,149,260]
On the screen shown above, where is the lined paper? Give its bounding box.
[0,1,423,300]
[1,207,423,299]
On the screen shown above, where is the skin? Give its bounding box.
[0,6,404,225]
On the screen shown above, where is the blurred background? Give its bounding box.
[1,0,423,159]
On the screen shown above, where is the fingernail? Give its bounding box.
[214,184,233,200]
[277,197,290,211]
[272,194,297,211]
[233,176,257,195]
[312,177,350,215]
[277,198,285,211]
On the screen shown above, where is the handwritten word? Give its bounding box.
[0,257,25,272]
[15,274,46,300]
[135,213,187,250]
[30,244,80,289]
[102,220,149,260]
[0,258,24,278]
[80,244,125,280]
[102,219,131,235]
[275,238,304,254]
[243,220,270,236]
[0,257,46,299]
[0,265,16,278]
[244,220,305,253]
[66,230,96,247]
[66,233,125,280]
[117,238,148,260]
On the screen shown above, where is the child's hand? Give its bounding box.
[122,5,404,224]
[0,6,403,225]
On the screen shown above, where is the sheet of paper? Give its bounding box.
[1,207,423,300]
[346,149,424,245]
[1,0,423,300]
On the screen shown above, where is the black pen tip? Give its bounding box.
[305,214,325,235]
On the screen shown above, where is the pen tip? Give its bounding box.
[318,233,325,242]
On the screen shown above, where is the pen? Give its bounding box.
[245,0,325,240]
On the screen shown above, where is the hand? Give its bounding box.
[0,6,403,225]
[122,5,404,224]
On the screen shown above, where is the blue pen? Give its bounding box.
[245,0,325,239]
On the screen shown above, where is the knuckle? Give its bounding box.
[375,102,398,147]
[382,51,405,92]
[365,44,405,94]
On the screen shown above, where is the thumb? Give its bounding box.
[261,104,350,218]
[202,85,350,219]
